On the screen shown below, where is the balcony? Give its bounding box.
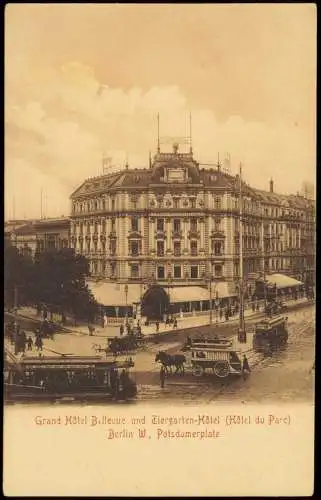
[188,230,200,239]
[128,230,142,239]
[155,230,166,239]
[211,230,225,239]
[211,252,224,257]
[172,230,182,239]
[109,231,117,238]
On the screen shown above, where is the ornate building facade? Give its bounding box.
[69,145,315,315]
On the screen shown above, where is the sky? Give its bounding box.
[5,3,316,220]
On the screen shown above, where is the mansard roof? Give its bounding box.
[70,153,315,211]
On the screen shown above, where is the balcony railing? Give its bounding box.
[172,230,182,239]
[188,230,200,239]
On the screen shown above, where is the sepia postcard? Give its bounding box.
[4,3,316,497]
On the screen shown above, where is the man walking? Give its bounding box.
[242,354,251,380]
[160,366,166,388]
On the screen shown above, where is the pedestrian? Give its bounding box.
[103,314,108,328]
[35,335,43,352]
[21,330,27,353]
[120,324,124,336]
[173,318,178,329]
[27,336,33,351]
[160,365,166,388]
[256,302,260,311]
[252,302,255,312]
[156,320,159,333]
[219,308,223,321]
[225,310,229,321]
[242,354,251,379]
[88,324,95,336]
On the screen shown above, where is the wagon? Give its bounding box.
[188,340,242,378]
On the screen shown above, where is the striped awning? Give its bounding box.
[88,282,141,306]
[170,286,210,303]
[265,273,303,289]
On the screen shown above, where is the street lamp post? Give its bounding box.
[203,273,213,325]
[124,284,128,318]
[238,163,246,343]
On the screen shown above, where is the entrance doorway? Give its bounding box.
[141,286,169,320]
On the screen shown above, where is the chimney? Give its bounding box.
[269,178,274,193]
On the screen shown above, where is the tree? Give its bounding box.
[33,248,99,322]
[4,246,35,308]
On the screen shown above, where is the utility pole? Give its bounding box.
[209,276,213,325]
[238,163,246,343]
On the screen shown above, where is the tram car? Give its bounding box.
[4,351,137,403]
[186,337,242,378]
[253,315,288,352]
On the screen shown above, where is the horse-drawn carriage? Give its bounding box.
[93,332,146,357]
[253,315,288,353]
[33,319,61,339]
[265,299,287,317]
[186,338,243,378]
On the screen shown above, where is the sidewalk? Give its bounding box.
[10,296,312,340]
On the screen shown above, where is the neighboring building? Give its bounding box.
[34,217,70,252]
[8,217,71,257]
[5,220,34,249]
[10,222,38,257]
[69,144,315,318]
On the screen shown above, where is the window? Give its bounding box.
[131,216,139,232]
[174,241,181,256]
[214,196,222,209]
[130,241,139,256]
[111,199,115,211]
[157,218,164,231]
[93,240,98,252]
[102,199,106,211]
[173,219,181,232]
[190,218,197,232]
[214,217,222,232]
[173,198,179,209]
[214,264,223,277]
[111,219,116,231]
[130,264,139,279]
[157,266,165,279]
[212,241,222,255]
[190,265,198,279]
[101,220,106,234]
[157,241,164,256]
[191,241,198,256]
[190,198,196,208]
[111,262,116,276]
[174,265,181,279]
[110,241,116,255]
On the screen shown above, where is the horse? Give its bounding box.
[155,351,186,375]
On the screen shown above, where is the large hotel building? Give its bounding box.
[69,143,315,318]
